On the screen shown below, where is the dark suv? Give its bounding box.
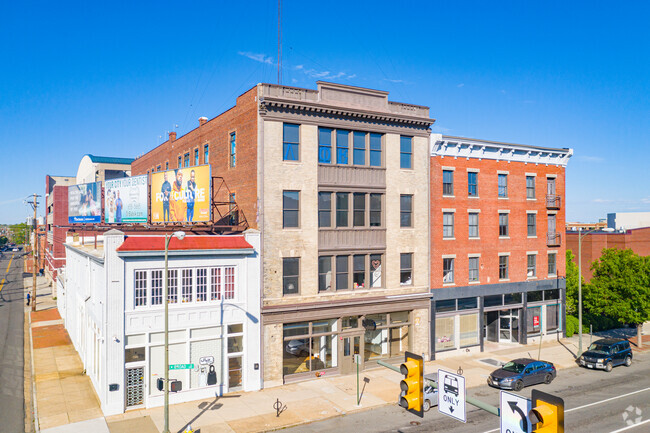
[579,338,632,372]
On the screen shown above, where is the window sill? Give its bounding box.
[443,195,455,198]
[468,281,480,285]
[499,278,510,282]
[527,276,538,280]
[282,160,302,165]
[527,236,537,239]
[443,237,455,240]
[442,283,456,287]
[527,198,537,201]
[548,274,558,278]
[499,236,510,240]
[498,196,509,200]
[283,227,301,230]
[468,196,480,199]
[469,236,480,240]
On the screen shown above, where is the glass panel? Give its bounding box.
[369,193,382,226]
[341,316,359,330]
[318,192,331,228]
[364,328,388,361]
[369,133,382,166]
[318,127,332,164]
[283,191,299,228]
[353,254,365,289]
[353,131,366,165]
[436,317,455,351]
[228,357,243,388]
[283,322,309,338]
[336,193,349,227]
[370,254,382,288]
[460,313,479,347]
[365,313,387,328]
[468,172,478,196]
[318,256,332,292]
[311,335,335,369]
[228,335,243,353]
[400,136,412,169]
[312,319,337,335]
[336,130,349,164]
[336,256,348,290]
[484,295,503,307]
[436,299,456,313]
[353,193,365,226]
[400,195,412,227]
[228,324,243,334]
[125,347,145,363]
[283,258,299,295]
[400,253,412,286]
[283,337,310,375]
[527,291,543,302]
[504,292,523,305]
[544,289,560,300]
[389,325,409,357]
[390,311,409,324]
[458,297,478,310]
[527,306,542,334]
[546,304,559,331]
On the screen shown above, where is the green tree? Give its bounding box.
[585,248,650,347]
[565,249,585,316]
[0,236,7,247]
[9,223,29,245]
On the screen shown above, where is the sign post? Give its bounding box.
[500,390,532,433]
[438,369,466,423]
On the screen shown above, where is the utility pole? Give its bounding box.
[26,193,40,312]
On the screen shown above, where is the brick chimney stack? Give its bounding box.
[199,117,208,126]
[169,131,176,142]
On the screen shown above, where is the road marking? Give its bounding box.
[0,278,4,292]
[609,419,650,432]
[480,387,650,433]
[6,255,14,273]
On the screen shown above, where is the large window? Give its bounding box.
[436,317,455,351]
[468,257,479,282]
[527,213,537,237]
[283,258,299,295]
[283,123,300,161]
[370,254,382,288]
[318,192,331,228]
[370,193,382,227]
[527,254,537,278]
[336,130,349,164]
[353,131,366,165]
[468,212,479,238]
[336,193,349,227]
[443,258,454,284]
[499,213,509,237]
[282,190,300,228]
[318,127,332,163]
[468,171,478,197]
[283,321,337,376]
[194,149,199,166]
[400,136,412,169]
[196,268,207,302]
[184,153,190,168]
[400,253,413,286]
[546,304,559,332]
[151,270,163,305]
[135,270,147,307]
[548,253,557,276]
[443,212,454,238]
[336,256,349,290]
[181,269,193,303]
[498,173,508,197]
[443,170,454,196]
[324,254,383,291]
[499,255,509,280]
[203,144,209,164]
[168,269,178,303]
[400,195,413,227]
[210,267,236,300]
[353,255,365,289]
[319,256,332,292]
[353,193,366,226]
[526,176,536,199]
[369,133,382,166]
[460,314,479,347]
[229,132,236,167]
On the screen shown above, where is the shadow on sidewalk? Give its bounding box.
[557,339,578,359]
[179,394,241,433]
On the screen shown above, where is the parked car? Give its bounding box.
[487,358,556,391]
[578,338,632,372]
[12,248,18,252]
[399,383,438,412]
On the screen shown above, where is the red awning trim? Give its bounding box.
[116,235,253,252]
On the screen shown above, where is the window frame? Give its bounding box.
[526,176,536,199]
[184,153,190,168]
[443,170,454,196]
[468,171,478,197]
[336,192,349,227]
[499,255,509,280]
[369,133,382,167]
[527,213,537,237]
[443,212,455,238]
[282,190,300,228]
[400,136,413,169]
[443,257,454,284]
[318,191,332,228]
[283,123,300,161]
[468,212,479,238]
[229,132,236,167]
[336,130,349,165]
[318,127,332,164]
[400,194,413,228]
[282,257,300,295]
[548,253,557,276]
[353,131,366,166]
[527,254,537,278]
[369,193,382,227]
[468,257,479,283]
[400,253,413,286]
[498,174,508,198]
[353,193,366,227]
[203,144,209,164]
[499,213,509,237]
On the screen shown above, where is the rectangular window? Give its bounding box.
[443,212,454,238]
[370,254,382,288]
[181,269,193,303]
[282,258,299,295]
[499,213,509,237]
[353,193,365,226]
[210,268,221,300]
[151,270,163,305]
[443,170,454,196]
[318,256,332,292]
[353,255,365,289]
[184,153,190,168]
[436,317,455,351]
[336,130,349,164]
[526,176,535,199]
[369,193,382,227]
[165,161,169,170]
[369,133,382,166]
[178,156,182,168]
[336,192,349,227]
[400,136,412,169]
[318,192,331,228]
[527,213,537,237]
[196,268,207,302]
[283,123,300,161]
[468,257,479,282]
[230,132,236,167]
[400,194,413,227]
[548,253,557,276]
[156,165,161,172]
[318,127,332,163]
[204,144,209,164]
[468,172,478,197]
[460,313,479,347]
[498,174,508,197]
[353,131,366,165]
[400,253,413,286]
[223,267,235,299]
[194,149,199,166]
[499,256,509,279]
[443,258,454,283]
[282,190,299,228]
[167,269,178,303]
[135,270,147,307]
[527,254,537,278]
[468,212,479,238]
[336,256,349,290]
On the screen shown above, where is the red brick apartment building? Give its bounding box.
[429,134,573,357]
[45,174,75,283]
[566,227,650,282]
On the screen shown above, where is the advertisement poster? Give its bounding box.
[150,165,211,223]
[68,182,102,223]
[104,175,148,223]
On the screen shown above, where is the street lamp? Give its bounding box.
[163,230,185,433]
[577,226,614,356]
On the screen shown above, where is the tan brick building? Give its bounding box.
[429,134,572,358]
[132,82,434,386]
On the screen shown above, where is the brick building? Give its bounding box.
[566,227,650,282]
[429,134,573,357]
[45,175,75,283]
[132,81,434,385]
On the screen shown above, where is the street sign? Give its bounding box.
[500,390,532,433]
[438,369,466,423]
[169,363,194,370]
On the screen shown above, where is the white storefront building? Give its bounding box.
[57,229,261,415]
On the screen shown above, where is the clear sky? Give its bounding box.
[1,1,649,224]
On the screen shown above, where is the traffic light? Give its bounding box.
[529,389,564,433]
[157,378,183,392]
[399,351,424,418]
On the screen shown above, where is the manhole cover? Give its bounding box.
[479,358,503,367]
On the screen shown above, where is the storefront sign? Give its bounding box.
[104,175,148,223]
[533,316,540,327]
[150,165,211,223]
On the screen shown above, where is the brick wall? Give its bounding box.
[430,156,567,288]
[131,87,259,228]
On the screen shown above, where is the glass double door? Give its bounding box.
[484,309,519,343]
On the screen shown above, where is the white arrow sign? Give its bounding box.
[438,369,466,423]
[500,391,532,433]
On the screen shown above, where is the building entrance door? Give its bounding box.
[125,366,144,408]
[339,334,361,375]
[484,311,498,342]
[498,309,520,343]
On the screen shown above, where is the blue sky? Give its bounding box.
[1,1,649,223]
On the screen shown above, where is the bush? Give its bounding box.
[566,315,579,337]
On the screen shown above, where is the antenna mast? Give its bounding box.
[277,0,282,85]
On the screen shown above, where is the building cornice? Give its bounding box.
[116,248,254,258]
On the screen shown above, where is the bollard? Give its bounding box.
[273,398,287,417]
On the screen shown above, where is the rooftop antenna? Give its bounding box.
[277,0,282,85]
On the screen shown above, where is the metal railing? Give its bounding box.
[546,194,561,209]
[547,232,561,246]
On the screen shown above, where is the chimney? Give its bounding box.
[199,117,208,126]
[169,131,176,142]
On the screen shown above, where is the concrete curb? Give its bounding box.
[27,289,40,432]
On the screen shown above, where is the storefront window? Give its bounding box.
[436,317,455,351]
[544,289,560,300]
[504,292,522,305]
[546,304,560,332]
[484,295,503,308]
[364,328,387,361]
[527,291,543,302]
[391,311,409,324]
[341,316,359,330]
[459,314,479,347]
[283,322,309,339]
[283,321,338,376]
[458,297,478,310]
[312,319,337,335]
[527,306,542,335]
[436,299,456,313]
[365,313,387,328]
[311,335,335,369]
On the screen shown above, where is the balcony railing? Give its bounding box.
[547,232,561,247]
[546,194,561,209]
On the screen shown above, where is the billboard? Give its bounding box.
[104,175,148,223]
[68,182,102,223]
[150,165,211,223]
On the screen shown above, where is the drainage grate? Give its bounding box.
[479,358,504,367]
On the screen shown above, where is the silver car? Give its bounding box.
[399,384,438,412]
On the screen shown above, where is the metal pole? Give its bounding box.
[578,227,583,356]
[163,234,170,433]
[32,193,37,312]
[356,357,359,405]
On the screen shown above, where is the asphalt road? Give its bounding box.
[0,253,25,433]
[284,351,650,433]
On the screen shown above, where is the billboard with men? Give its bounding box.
[150,165,211,223]
[104,175,148,223]
[68,182,102,223]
